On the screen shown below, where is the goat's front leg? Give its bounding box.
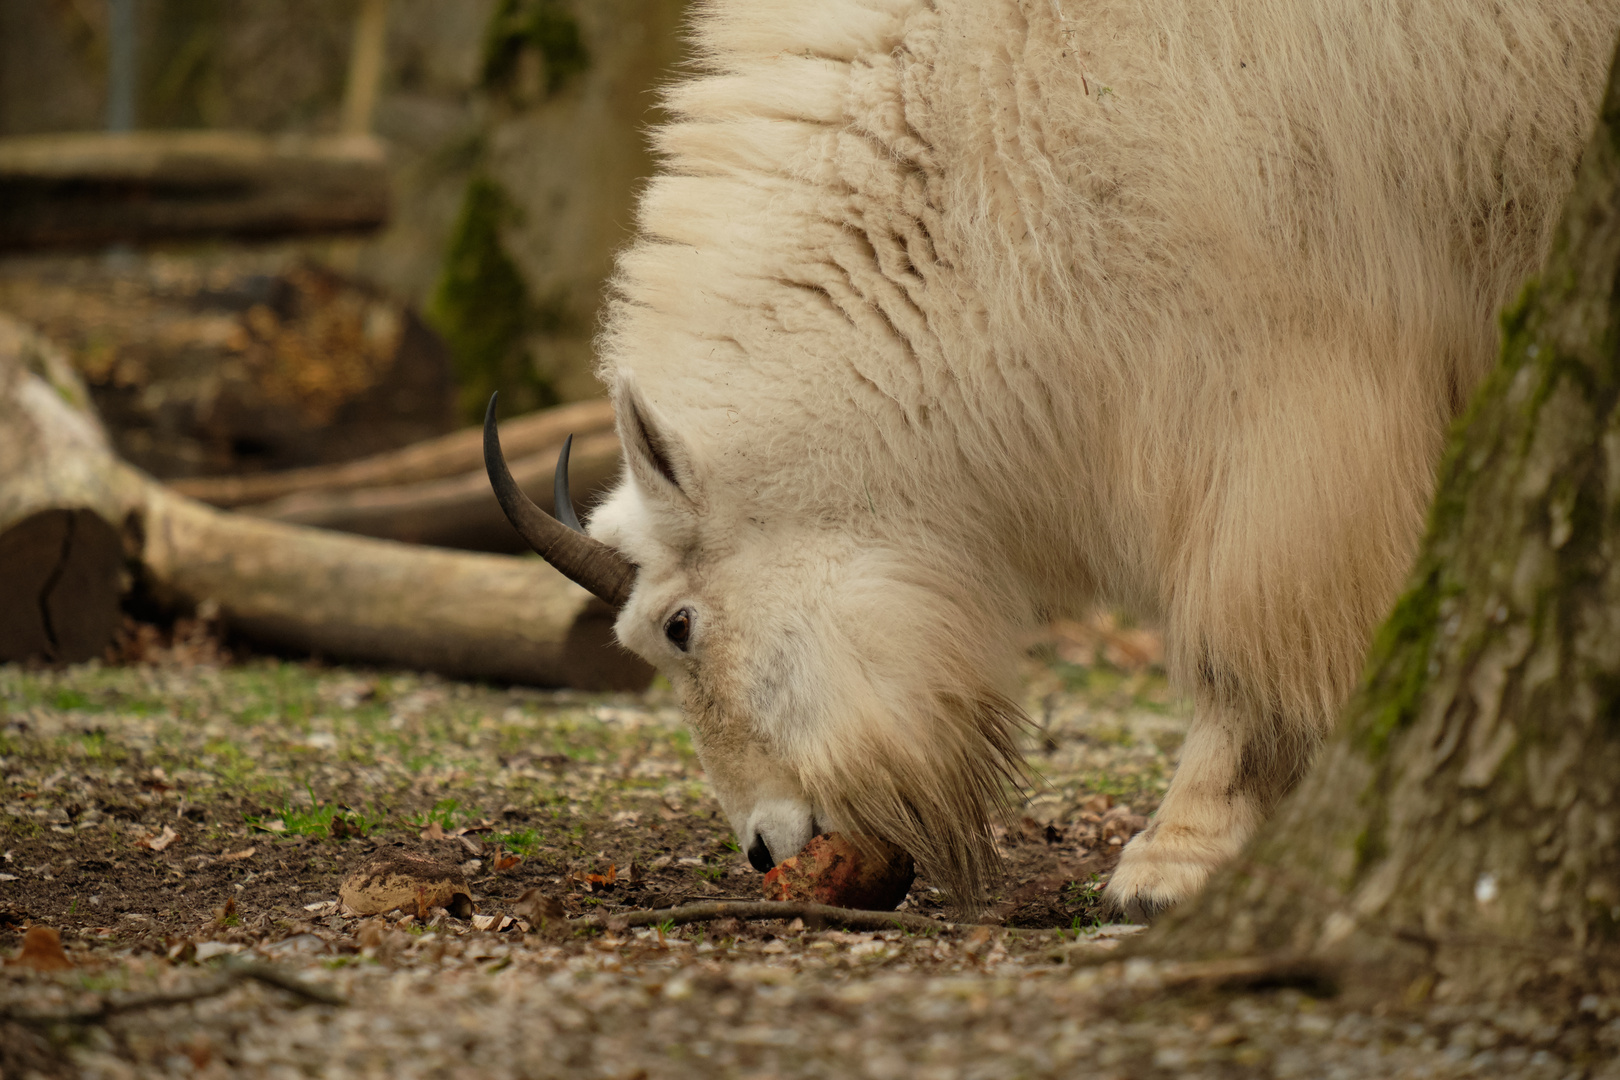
[1102,680,1312,921]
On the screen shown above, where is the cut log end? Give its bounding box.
[0,509,123,663]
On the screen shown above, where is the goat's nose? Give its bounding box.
[746,834,775,872]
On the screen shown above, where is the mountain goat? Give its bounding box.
[487,0,1620,917]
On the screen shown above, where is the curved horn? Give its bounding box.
[484,393,636,608]
[553,433,585,534]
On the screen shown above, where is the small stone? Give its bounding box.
[194,941,244,961]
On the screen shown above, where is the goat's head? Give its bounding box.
[486,385,1025,907]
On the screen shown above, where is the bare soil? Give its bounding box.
[4,633,1616,1078]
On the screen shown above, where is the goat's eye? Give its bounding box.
[664,608,693,651]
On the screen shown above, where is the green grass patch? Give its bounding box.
[405,798,464,832]
[248,785,382,839]
[489,827,542,857]
[52,689,92,710]
[0,813,43,840]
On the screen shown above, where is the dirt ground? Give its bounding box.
[4,630,1619,1078]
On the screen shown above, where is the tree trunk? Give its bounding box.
[1155,40,1620,1004]
[0,316,649,691]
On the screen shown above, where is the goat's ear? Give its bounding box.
[614,379,699,505]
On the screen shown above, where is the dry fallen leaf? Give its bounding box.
[1079,793,1114,815]
[1100,805,1148,847]
[491,849,522,873]
[1048,613,1165,672]
[221,847,256,862]
[357,919,386,951]
[185,1035,213,1070]
[569,864,617,892]
[212,896,237,927]
[139,825,178,852]
[420,821,446,842]
[514,889,566,932]
[10,925,73,971]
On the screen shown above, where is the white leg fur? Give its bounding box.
[1105,689,1276,921]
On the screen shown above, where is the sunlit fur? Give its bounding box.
[589,0,1620,913]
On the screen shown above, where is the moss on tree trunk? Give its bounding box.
[1155,38,1620,1004]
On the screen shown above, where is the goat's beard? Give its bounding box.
[800,689,1029,913]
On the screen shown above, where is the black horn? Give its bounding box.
[484,393,636,608]
[553,434,585,534]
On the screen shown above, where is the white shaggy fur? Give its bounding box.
[589,0,1620,914]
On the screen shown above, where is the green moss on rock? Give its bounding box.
[482,0,590,98]
[427,175,558,423]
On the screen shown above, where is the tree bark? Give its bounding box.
[1155,39,1620,1003]
[0,316,649,691]
[0,131,390,251]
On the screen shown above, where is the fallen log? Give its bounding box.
[0,131,389,252]
[0,316,649,690]
[239,429,621,551]
[169,398,615,508]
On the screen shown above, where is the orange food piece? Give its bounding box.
[761,832,915,911]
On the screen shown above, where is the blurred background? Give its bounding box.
[0,0,687,480]
[0,0,1167,706]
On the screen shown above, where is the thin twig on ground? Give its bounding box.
[0,961,345,1027]
[572,901,978,934]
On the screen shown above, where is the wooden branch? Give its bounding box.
[572,901,976,934]
[0,131,390,251]
[170,399,614,509]
[0,961,344,1027]
[342,0,392,136]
